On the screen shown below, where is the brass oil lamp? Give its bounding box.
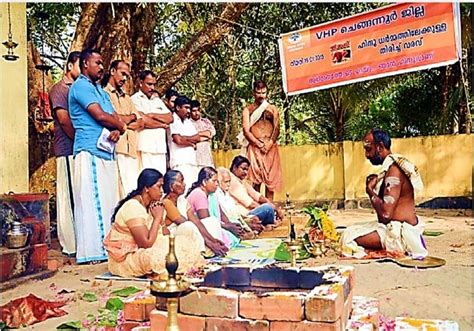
[283,193,301,267]
[150,235,191,331]
[2,3,19,61]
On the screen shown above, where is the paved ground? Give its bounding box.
[1,209,472,330]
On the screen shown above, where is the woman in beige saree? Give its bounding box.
[103,169,204,278]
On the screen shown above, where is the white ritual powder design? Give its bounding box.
[383,195,395,204]
[385,176,400,186]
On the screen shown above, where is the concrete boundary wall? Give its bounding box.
[213,134,472,204]
[0,3,28,193]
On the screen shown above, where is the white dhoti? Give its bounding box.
[117,153,140,198]
[168,221,205,252]
[140,152,167,175]
[200,216,224,241]
[56,155,76,255]
[73,151,119,264]
[341,220,428,259]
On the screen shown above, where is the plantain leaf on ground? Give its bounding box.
[110,286,141,297]
[82,292,98,302]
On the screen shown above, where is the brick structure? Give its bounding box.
[144,265,354,331]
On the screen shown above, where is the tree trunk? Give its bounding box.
[69,3,100,52]
[69,3,156,94]
[330,90,345,141]
[219,35,237,149]
[155,3,249,95]
[439,65,452,132]
[130,4,157,91]
[458,101,472,133]
[282,95,291,144]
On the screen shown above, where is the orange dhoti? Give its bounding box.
[246,142,283,192]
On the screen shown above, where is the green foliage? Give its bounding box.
[59,297,125,329]
[105,297,124,311]
[27,2,471,145]
[0,321,11,330]
[56,320,82,329]
[301,205,325,228]
[110,286,141,297]
[81,292,97,302]
[27,3,80,70]
[346,69,461,139]
[274,241,311,261]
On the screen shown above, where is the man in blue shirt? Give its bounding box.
[69,49,127,264]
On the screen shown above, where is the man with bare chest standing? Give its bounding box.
[341,129,428,259]
[238,80,283,201]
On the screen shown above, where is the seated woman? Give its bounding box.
[186,167,245,251]
[229,156,284,229]
[163,169,228,256]
[103,169,204,278]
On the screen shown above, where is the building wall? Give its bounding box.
[214,134,472,203]
[0,3,28,193]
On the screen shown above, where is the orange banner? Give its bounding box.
[279,3,461,95]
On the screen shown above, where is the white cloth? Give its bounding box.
[341,220,428,259]
[117,153,140,198]
[131,90,170,154]
[375,153,423,196]
[167,221,205,252]
[73,151,119,263]
[169,112,198,169]
[237,100,269,154]
[215,188,252,231]
[56,155,76,255]
[200,216,224,242]
[140,151,167,175]
[215,187,241,221]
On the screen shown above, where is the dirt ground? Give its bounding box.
[1,209,472,330]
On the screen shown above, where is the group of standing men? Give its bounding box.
[49,50,222,263]
[49,49,283,264]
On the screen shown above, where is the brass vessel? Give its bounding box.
[6,221,28,249]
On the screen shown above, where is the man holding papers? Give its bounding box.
[69,49,127,264]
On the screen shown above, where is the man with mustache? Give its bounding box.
[103,60,145,197]
[131,70,174,175]
[238,80,283,202]
[341,128,427,259]
[68,49,127,264]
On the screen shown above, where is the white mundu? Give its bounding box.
[56,155,76,255]
[169,112,199,189]
[131,90,170,174]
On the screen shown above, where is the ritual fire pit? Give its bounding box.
[150,264,355,331]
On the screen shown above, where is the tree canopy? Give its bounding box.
[27,2,472,150]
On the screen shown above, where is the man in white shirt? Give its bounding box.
[131,70,173,175]
[169,96,211,189]
[216,167,264,234]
